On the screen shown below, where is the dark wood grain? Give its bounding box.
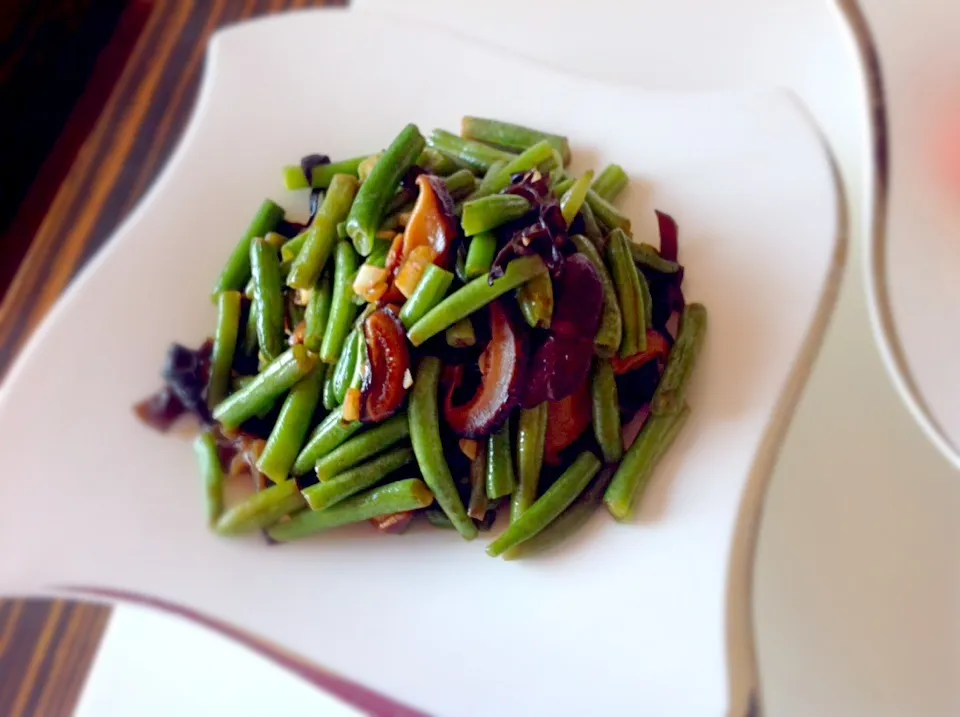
[0,2,344,714]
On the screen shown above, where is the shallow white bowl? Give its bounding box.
[0,10,842,717]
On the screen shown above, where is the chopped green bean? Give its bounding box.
[365,238,392,268]
[560,171,594,227]
[445,318,476,347]
[579,200,604,245]
[426,128,515,173]
[460,194,530,236]
[346,124,425,256]
[215,479,307,536]
[586,190,631,232]
[303,272,332,352]
[486,451,601,557]
[241,298,259,359]
[512,403,547,521]
[331,326,359,403]
[207,291,242,409]
[463,232,497,279]
[193,430,224,526]
[282,156,366,190]
[267,479,434,542]
[551,176,575,197]
[440,168,477,201]
[280,231,308,264]
[417,146,461,176]
[287,174,359,290]
[591,164,629,202]
[322,364,338,410]
[292,406,363,475]
[461,116,571,166]
[425,506,456,530]
[314,413,410,481]
[651,303,707,416]
[637,269,653,329]
[591,359,623,463]
[257,366,325,483]
[213,346,316,429]
[486,419,516,500]
[319,240,360,363]
[571,235,622,358]
[505,466,614,559]
[409,357,477,539]
[306,445,414,510]
[468,140,559,199]
[606,229,647,357]
[630,242,681,274]
[476,160,506,196]
[467,442,489,520]
[407,255,547,346]
[357,153,381,182]
[398,265,454,329]
[516,271,553,329]
[604,406,690,521]
[212,199,285,296]
[250,237,286,361]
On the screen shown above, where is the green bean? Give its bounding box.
[586,190,631,232]
[417,146,461,176]
[467,442,489,520]
[292,406,363,475]
[213,345,316,429]
[630,242,681,274]
[579,200,604,245]
[314,413,409,481]
[637,269,653,329]
[346,124,425,256]
[207,291,242,409]
[257,367,325,483]
[212,199,285,296]
[357,153,381,182]
[516,271,553,329]
[463,232,497,279]
[305,445,414,511]
[512,403,547,521]
[460,194,530,236]
[287,174,359,290]
[560,171,594,227]
[426,128,515,173]
[440,168,477,201]
[591,359,623,463]
[241,299,259,358]
[425,506,456,530]
[287,293,305,330]
[445,318,476,347]
[551,176,575,197]
[319,240,360,363]
[280,231,307,264]
[336,221,348,240]
[409,357,477,539]
[303,272,332,352]
[331,326,359,403]
[243,276,255,300]
[651,304,707,416]
[282,156,366,190]
[461,116,571,166]
[476,160,507,196]
[591,164,629,202]
[322,363,338,410]
[396,265,453,330]
[486,419,516,500]
[249,238,286,360]
[468,140,559,199]
[193,430,224,526]
[407,256,546,346]
[606,229,647,357]
[215,479,307,536]
[505,466,614,560]
[365,238,392,268]
[267,479,434,542]
[570,235,622,358]
[487,451,600,557]
[604,406,690,521]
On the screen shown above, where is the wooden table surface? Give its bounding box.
[0,1,343,714]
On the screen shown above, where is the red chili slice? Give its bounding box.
[444,300,528,438]
[611,330,671,375]
[360,308,411,423]
[543,377,592,466]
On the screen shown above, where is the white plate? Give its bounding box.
[861,0,960,468]
[0,10,841,717]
